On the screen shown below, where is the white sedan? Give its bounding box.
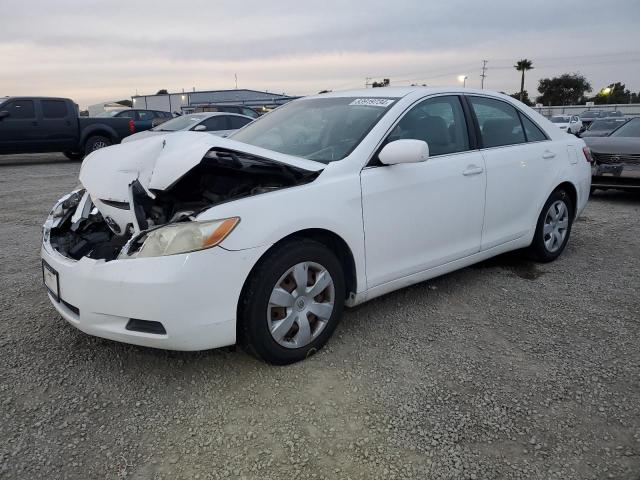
[41,88,591,364]
[550,115,583,134]
[121,112,253,143]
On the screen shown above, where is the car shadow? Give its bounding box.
[590,189,640,205]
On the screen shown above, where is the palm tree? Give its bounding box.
[514,59,534,102]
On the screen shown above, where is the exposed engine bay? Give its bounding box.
[47,148,319,261]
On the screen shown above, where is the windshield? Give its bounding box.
[550,116,570,123]
[609,118,640,138]
[152,114,208,131]
[230,97,397,163]
[588,119,627,131]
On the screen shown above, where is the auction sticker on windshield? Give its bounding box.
[348,98,395,107]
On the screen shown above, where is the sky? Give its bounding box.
[1,0,640,108]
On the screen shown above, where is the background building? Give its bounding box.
[87,101,130,117]
[131,89,298,115]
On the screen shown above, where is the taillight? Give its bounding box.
[128,119,135,133]
[582,146,594,164]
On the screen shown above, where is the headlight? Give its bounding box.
[121,217,239,259]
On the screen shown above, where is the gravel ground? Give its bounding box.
[1,154,639,480]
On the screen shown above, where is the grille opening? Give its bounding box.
[126,319,167,335]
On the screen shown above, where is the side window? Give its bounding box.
[3,100,35,119]
[137,110,154,121]
[519,113,547,142]
[117,110,136,119]
[388,95,469,156]
[229,116,252,129]
[42,100,68,118]
[199,116,228,131]
[469,96,526,148]
[242,107,258,118]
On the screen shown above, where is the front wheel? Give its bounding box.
[238,239,345,365]
[527,189,574,263]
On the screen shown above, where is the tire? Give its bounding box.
[84,135,111,155]
[527,189,574,263]
[63,151,84,161]
[238,239,345,365]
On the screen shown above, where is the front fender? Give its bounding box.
[197,171,367,292]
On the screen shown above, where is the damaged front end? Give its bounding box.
[45,141,321,262]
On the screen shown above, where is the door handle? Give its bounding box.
[542,150,556,159]
[462,165,484,176]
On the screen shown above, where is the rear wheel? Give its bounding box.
[527,189,574,263]
[238,239,345,365]
[84,135,111,155]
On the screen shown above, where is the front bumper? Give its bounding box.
[592,163,640,189]
[41,238,268,351]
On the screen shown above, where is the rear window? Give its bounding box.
[42,100,68,118]
[519,113,547,142]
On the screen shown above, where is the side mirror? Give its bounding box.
[193,124,207,131]
[378,139,429,165]
[0,110,9,120]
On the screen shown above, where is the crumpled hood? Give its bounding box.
[79,131,324,203]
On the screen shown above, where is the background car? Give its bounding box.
[580,117,630,138]
[192,104,260,118]
[121,112,253,143]
[95,109,173,131]
[579,110,607,130]
[0,96,137,158]
[550,115,582,134]
[584,117,640,192]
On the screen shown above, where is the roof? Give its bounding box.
[309,86,512,99]
[3,96,74,101]
[132,89,294,100]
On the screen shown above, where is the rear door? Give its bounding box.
[466,95,559,250]
[0,99,39,153]
[40,99,77,151]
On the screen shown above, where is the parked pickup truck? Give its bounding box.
[0,96,138,159]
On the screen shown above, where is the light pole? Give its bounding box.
[458,75,468,88]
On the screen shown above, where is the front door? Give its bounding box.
[360,95,486,288]
[0,99,39,154]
